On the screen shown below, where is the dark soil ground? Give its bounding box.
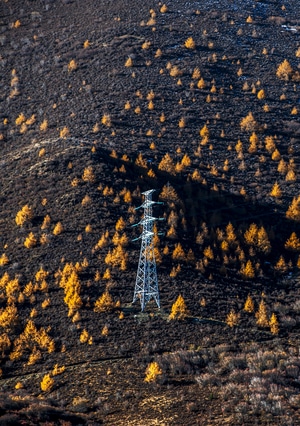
[0,0,300,424]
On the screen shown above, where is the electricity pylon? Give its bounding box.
[132,189,162,311]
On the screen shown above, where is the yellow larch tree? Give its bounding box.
[53,222,63,235]
[159,183,179,201]
[135,153,147,168]
[269,313,279,335]
[256,299,269,327]
[270,181,281,197]
[40,374,54,392]
[240,260,255,279]
[41,214,51,230]
[15,205,33,227]
[244,294,254,313]
[226,222,237,245]
[169,295,189,320]
[203,246,214,260]
[82,166,95,183]
[94,291,114,313]
[115,217,126,231]
[284,232,300,251]
[0,254,9,266]
[181,154,191,168]
[257,226,271,254]
[286,196,300,221]
[276,59,293,80]
[226,309,239,327]
[158,153,175,175]
[240,112,257,131]
[24,232,37,248]
[244,223,258,245]
[144,361,162,383]
[172,243,186,262]
[274,255,288,273]
[184,37,196,49]
[63,271,82,313]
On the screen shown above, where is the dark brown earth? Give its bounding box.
[0,0,300,424]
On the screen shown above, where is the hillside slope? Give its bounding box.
[0,0,300,424]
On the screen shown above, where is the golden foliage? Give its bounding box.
[0,304,18,329]
[28,346,41,365]
[101,114,111,127]
[158,154,175,175]
[40,119,48,132]
[256,300,269,327]
[286,196,300,221]
[244,224,271,254]
[144,361,162,383]
[184,37,196,49]
[270,181,281,197]
[41,214,51,230]
[240,260,255,279]
[53,222,63,235]
[269,313,279,335]
[172,243,186,261]
[40,374,54,392]
[68,59,77,72]
[24,232,37,249]
[244,295,254,313]
[125,57,133,67]
[169,65,182,77]
[265,136,276,153]
[0,253,9,266]
[82,166,95,183]
[169,295,188,320]
[115,217,126,231]
[80,329,89,343]
[285,232,300,251]
[35,267,48,282]
[101,325,109,336]
[203,246,214,260]
[63,271,82,312]
[59,126,70,139]
[15,205,33,227]
[276,59,293,80]
[226,309,239,327]
[240,112,257,131]
[257,89,265,100]
[271,149,281,161]
[52,364,65,376]
[135,153,147,168]
[94,291,114,313]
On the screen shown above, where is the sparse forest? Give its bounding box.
[0,0,299,424]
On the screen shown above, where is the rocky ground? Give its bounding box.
[0,0,300,424]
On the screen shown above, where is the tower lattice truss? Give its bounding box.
[133,189,161,311]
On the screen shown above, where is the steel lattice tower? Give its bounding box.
[132,189,162,311]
